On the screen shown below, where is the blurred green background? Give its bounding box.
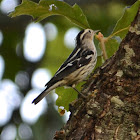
[0,0,137,139]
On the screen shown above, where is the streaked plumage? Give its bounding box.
[32,29,98,104]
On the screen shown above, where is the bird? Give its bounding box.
[32,29,98,105]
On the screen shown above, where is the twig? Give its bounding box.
[96,32,108,60]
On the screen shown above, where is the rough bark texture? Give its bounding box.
[54,7,140,140]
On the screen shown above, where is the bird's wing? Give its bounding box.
[32,48,94,104]
[45,48,94,87]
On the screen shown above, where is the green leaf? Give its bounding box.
[55,82,86,111]
[110,0,140,39]
[9,0,90,29]
[104,1,140,59]
[105,38,119,58]
[55,87,78,111]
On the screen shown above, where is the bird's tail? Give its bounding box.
[32,85,56,105]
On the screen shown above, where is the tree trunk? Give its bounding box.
[54,7,140,140]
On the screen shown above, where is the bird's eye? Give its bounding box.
[88,30,91,33]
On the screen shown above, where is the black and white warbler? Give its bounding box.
[32,29,98,104]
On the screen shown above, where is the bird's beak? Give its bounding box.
[94,30,100,34]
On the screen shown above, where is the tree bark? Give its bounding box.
[54,7,140,140]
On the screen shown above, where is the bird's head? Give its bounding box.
[76,29,99,46]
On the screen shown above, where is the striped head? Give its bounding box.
[76,29,99,46]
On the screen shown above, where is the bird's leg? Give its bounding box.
[72,86,87,98]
